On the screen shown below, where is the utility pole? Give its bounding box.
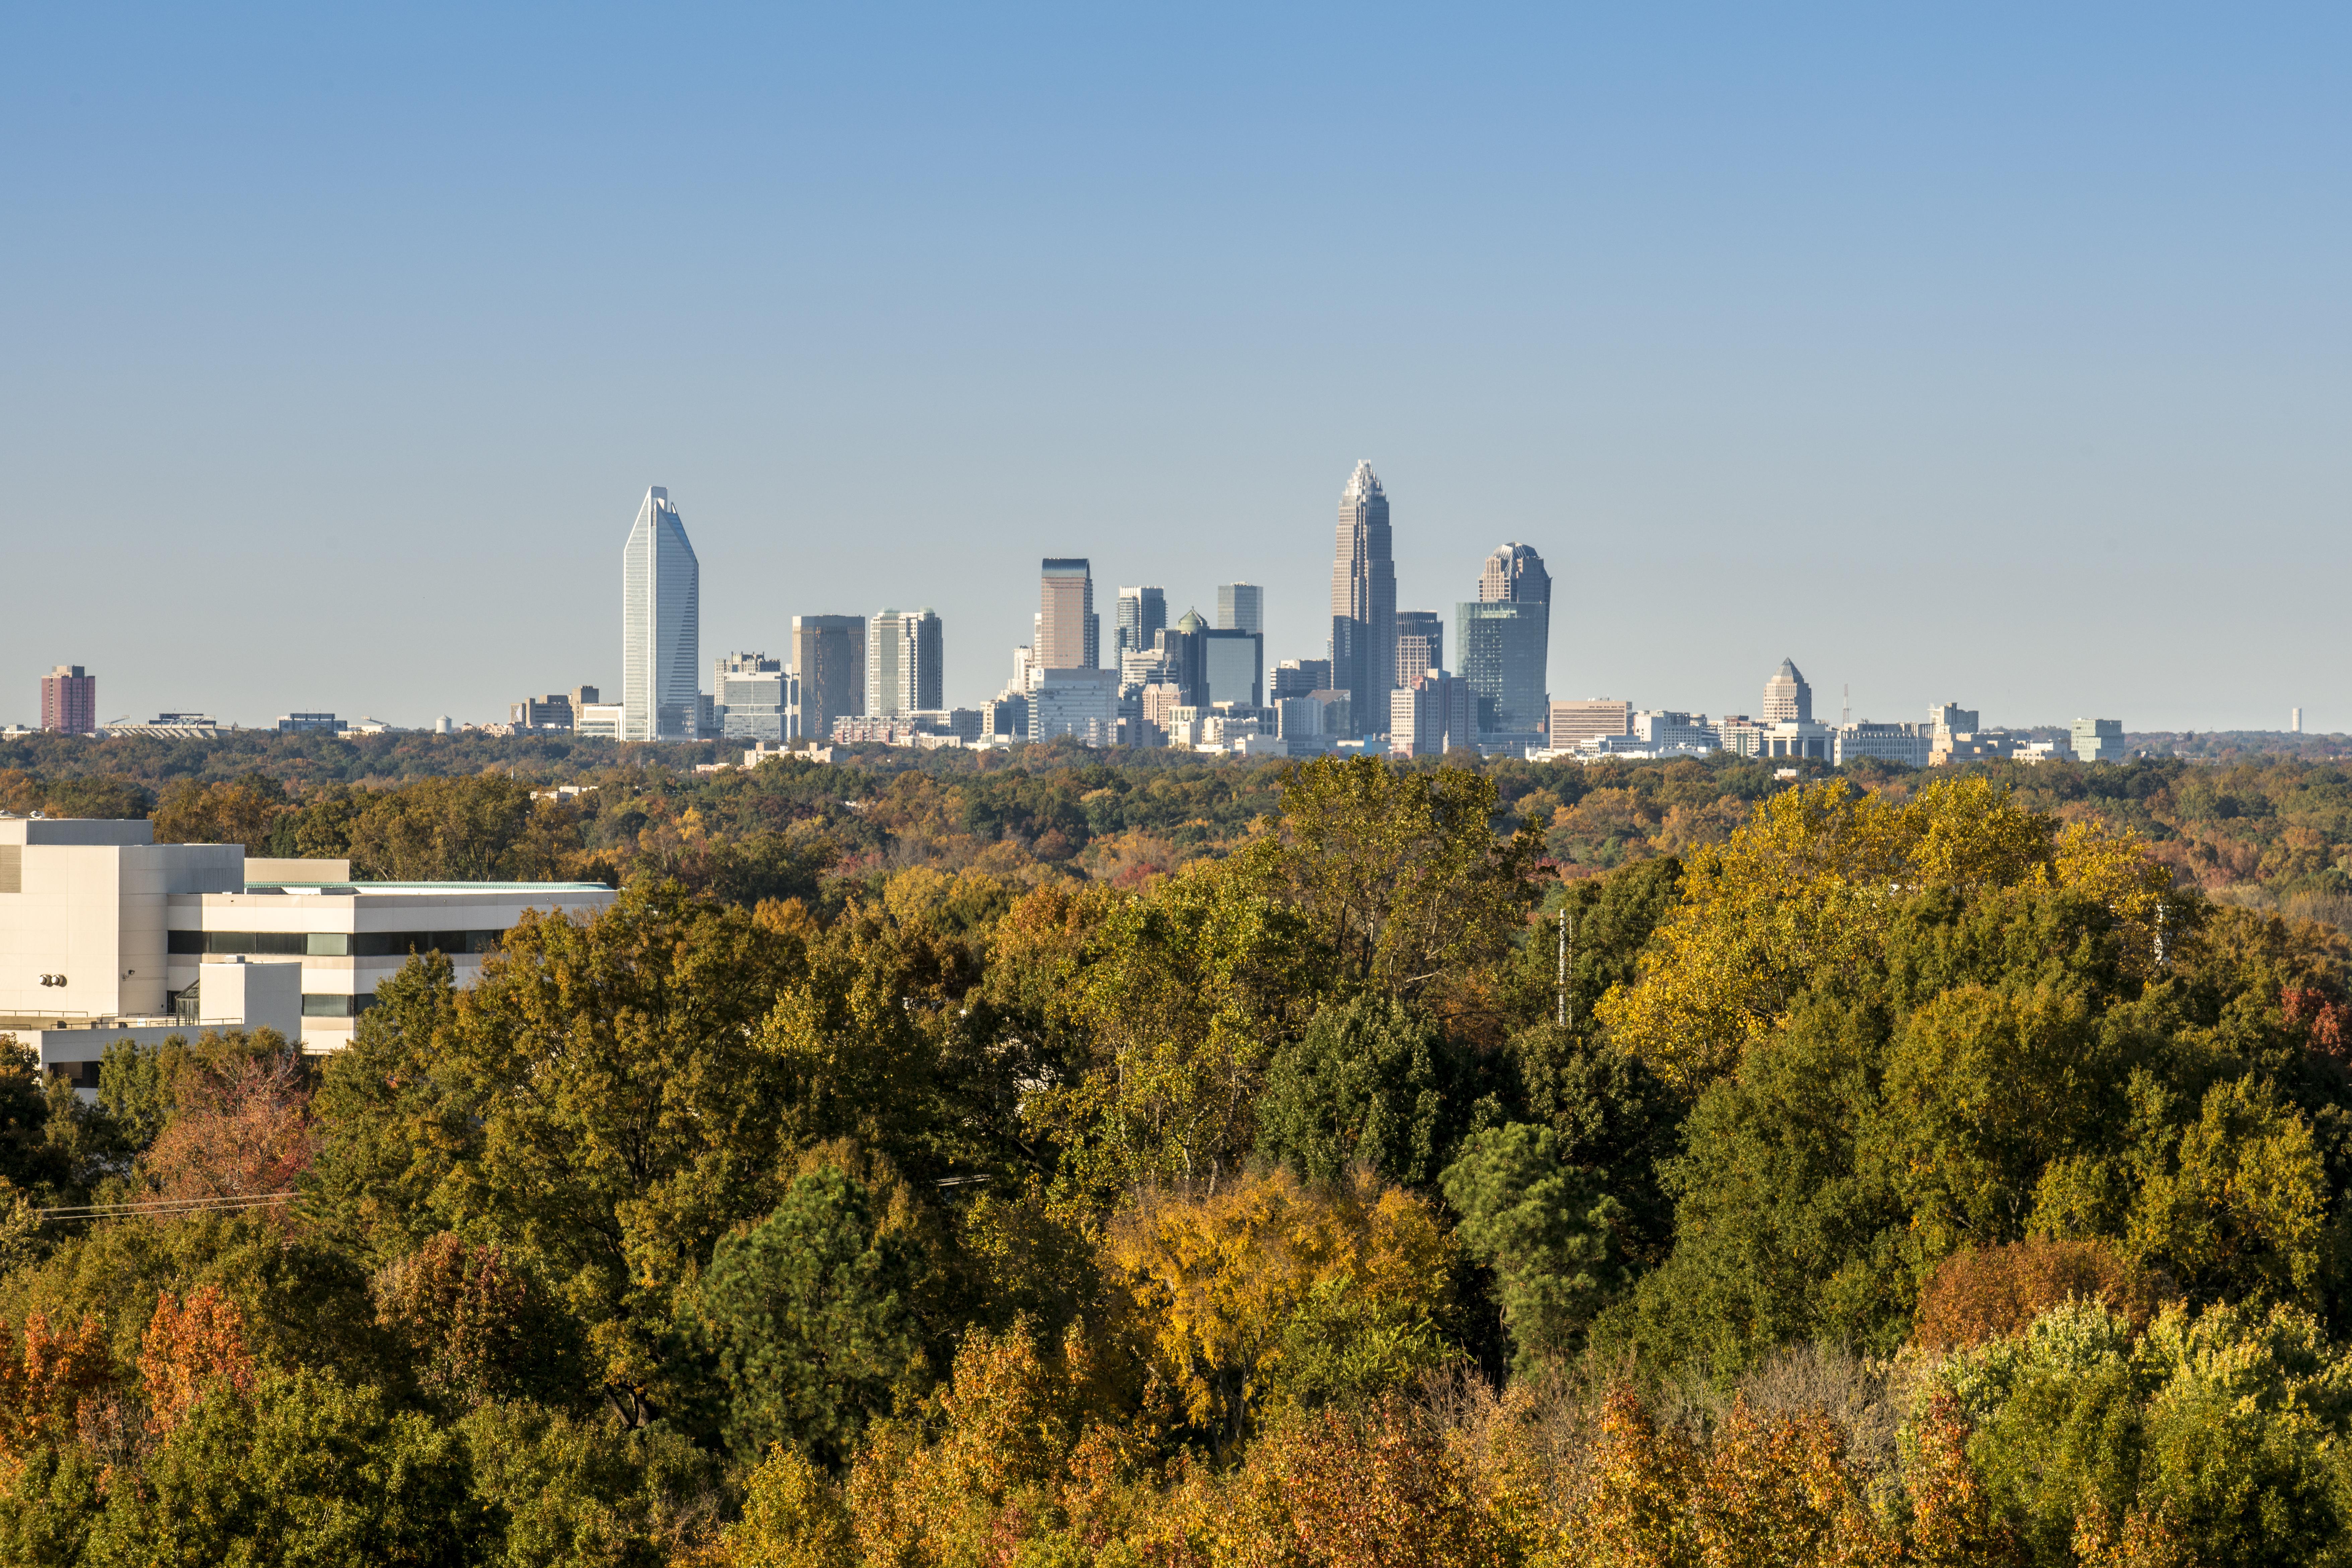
[1557,901,1576,1029]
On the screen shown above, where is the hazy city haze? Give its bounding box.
[4,4,2345,730]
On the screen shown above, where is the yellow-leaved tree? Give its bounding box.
[1599,777,2172,1093]
[1101,1165,1455,1451]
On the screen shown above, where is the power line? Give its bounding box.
[31,1192,297,1222]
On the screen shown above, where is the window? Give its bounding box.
[177,929,503,959]
[351,930,506,958]
[301,994,355,1018]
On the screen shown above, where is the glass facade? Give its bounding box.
[1456,601,1548,736]
[622,487,701,741]
[170,929,506,957]
[1200,629,1263,709]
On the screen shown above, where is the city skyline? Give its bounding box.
[5,8,2343,734]
[18,462,2323,741]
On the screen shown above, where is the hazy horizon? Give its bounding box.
[5,5,2344,733]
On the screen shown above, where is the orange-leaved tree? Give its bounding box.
[139,1284,256,1437]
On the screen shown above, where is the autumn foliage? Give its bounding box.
[1912,1239,2163,1352]
[138,1285,256,1437]
[140,1050,318,1207]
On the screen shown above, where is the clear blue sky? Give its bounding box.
[5,3,2345,731]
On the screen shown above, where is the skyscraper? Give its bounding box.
[794,615,866,742]
[868,611,909,718]
[39,666,95,736]
[1479,542,1552,609]
[1039,559,1098,669]
[1460,541,1553,740]
[1329,461,1396,734]
[1456,602,1548,737]
[1763,659,1813,724]
[868,609,945,716]
[1217,583,1264,636]
[1157,610,1209,705]
[1394,611,1443,687]
[1201,629,1263,709]
[621,486,700,741]
[1116,587,1167,661]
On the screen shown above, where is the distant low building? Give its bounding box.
[1030,668,1119,746]
[102,714,220,740]
[2071,718,2125,764]
[1634,711,1721,750]
[715,654,795,743]
[1550,699,1632,753]
[1834,722,1932,767]
[1758,719,1835,761]
[276,713,347,735]
[1933,731,2017,764]
[575,702,626,739]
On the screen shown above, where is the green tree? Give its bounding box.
[696,1165,924,1466]
[344,773,541,881]
[86,1367,480,1566]
[1439,1121,1622,1373]
[1261,755,1544,1005]
[1021,859,1320,1201]
[1255,994,1465,1189]
[151,773,286,853]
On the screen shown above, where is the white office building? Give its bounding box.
[2071,718,2126,764]
[715,652,796,743]
[1833,722,1933,767]
[0,816,615,1086]
[1030,668,1120,746]
[621,486,701,741]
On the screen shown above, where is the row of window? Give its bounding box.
[299,995,381,1018]
[167,929,507,958]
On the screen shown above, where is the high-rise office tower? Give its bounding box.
[1456,603,1547,737]
[1217,583,1264,636]
[1039,559,1099,668]
[1201,629,1263,709]
[1272,659,1333,701]
[794,615,866,743]
[1157,610,1209,705]
[39,665,96,735]
[1329,461,1396,733]
[868,609,946,716]
[621,486,701,741]
[1479,542,1552,609]
[1394,611,1443,687]
[1116,587,1167,661]
[1461,542,1552,738]
[1763,659,1813,724]
[905,609,943,711]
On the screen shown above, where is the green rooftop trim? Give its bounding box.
[240,880,615,892]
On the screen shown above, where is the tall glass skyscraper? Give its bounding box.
[1329,461,1395,734]
[1458,542,1552,738]
[1116,586,1167,661]
[1216,583,1263,636]
[621,486,700,741]
[868,608,945,715]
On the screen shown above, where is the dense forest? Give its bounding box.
[2,749,2352,1563]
